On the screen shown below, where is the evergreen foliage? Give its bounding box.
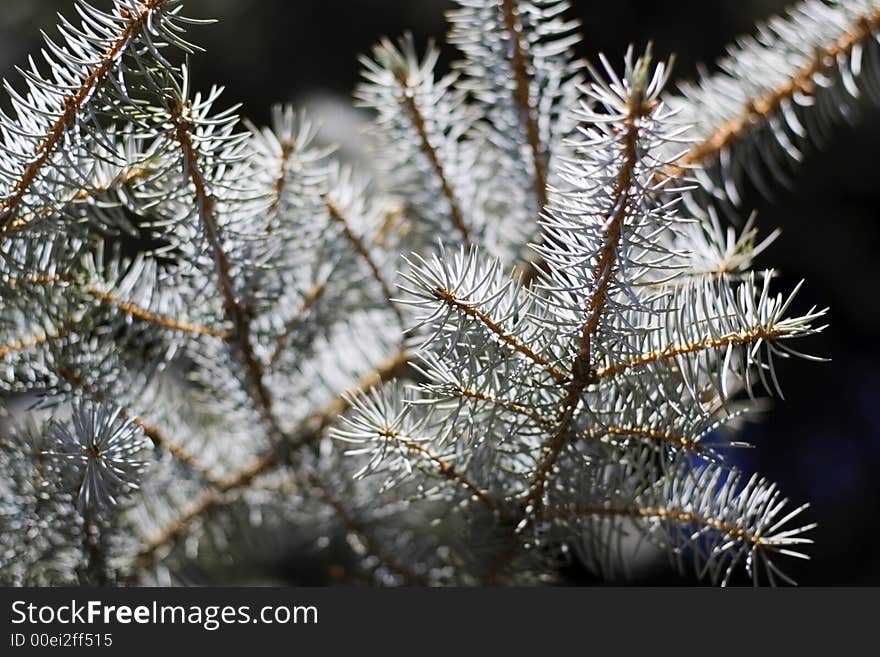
[1,0,871,586]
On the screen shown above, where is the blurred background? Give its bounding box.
[1,0,877,585]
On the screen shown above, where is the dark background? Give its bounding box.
[2,0,877,585]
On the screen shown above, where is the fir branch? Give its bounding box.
[667,6,880,177]
[359,36,478,248]
[569,464,816,585]
[5,274,230,339]
[0,0,171,235]
[1,0,844,588]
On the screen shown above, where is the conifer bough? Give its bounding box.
[1,0,870,587]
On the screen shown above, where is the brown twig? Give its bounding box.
[170,103,286,446]
[591,425,705,455]
[133,453,275,569]
[5,274,230,339]
[573,504,763,547]
[594,327,785,380]
[381,430,498,512]
[131,417,225,488]
[500,0,549,211]
[397,75,471,243]
[267,139,295,220]
[432,286,568,384]
[449,385,555,427]
[486,94,648,584]
[2,165,155,239]
[87,287,231,339]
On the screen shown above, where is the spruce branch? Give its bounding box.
[429,284,567,385]
[0,0,189,236]
[86,288,230,339]
[168,99,286,447]
[5,274,229,339]
[0,330,69,360]
[358,36,476,246]
[336,40,828,586]
[663,0,880,203]
[571,58,654,384]
[431,382,555,428]
[129,349,412,574]
[4,164,157,240]
[42,400,151,584]
[585,425,706,455]
[514,52,662,545]
[267,139,296,220]
[448,0,584,270]
[286,350,414,452]
[0,0,163,224]
[56,365,223,489]
[2,0,853,587]
[567,464,816,586]
[335,384,498,512]
[596,326,797,380]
